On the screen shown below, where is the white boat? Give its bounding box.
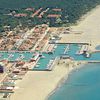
[37,63,40,65]
[75,51,81,55]
[35,65,39,68]
[8,54,14,58]
[19,54,25,59]
[86,53,90,58]
[41,56,45,58]
[54,45,57,49]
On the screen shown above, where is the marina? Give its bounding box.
[0,2,100,99]
[0,51,34,61]
[0,44,100,71]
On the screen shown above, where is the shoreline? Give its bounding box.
[45,61,87,100]
[11,60,82,100]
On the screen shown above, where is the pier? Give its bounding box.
[78,60,100,63]
[88,61,100,63]
[64,45,69,54]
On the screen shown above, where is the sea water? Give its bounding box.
[48,63,100,100]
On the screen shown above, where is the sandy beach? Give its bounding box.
[72,6,100,48]
[10,6,100,100]
[10,60,84,100]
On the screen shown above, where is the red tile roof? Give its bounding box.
[14,13,27,17]
[47,14,61,18]
[52,8,62,11]
[31,8,43,17]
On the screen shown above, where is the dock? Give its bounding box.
[88,61,100,63]
[64,44,69,54]
[77,60,100,63]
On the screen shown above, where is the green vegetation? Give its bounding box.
[0,0,100,32]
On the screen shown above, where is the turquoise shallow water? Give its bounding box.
[0,52,34,61]
[33,44,100,70]
[48,63,100,100]
[33,44,66,70]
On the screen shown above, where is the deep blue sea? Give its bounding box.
[48,63,100,100]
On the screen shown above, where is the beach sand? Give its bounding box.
[72,6,100,49]
[10,61,80,100]
[10,6,100,100]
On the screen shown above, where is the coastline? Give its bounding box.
[46,61,87,100]
[10,5,100,100]
[47,63,100,100]
[10,61,82,100]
